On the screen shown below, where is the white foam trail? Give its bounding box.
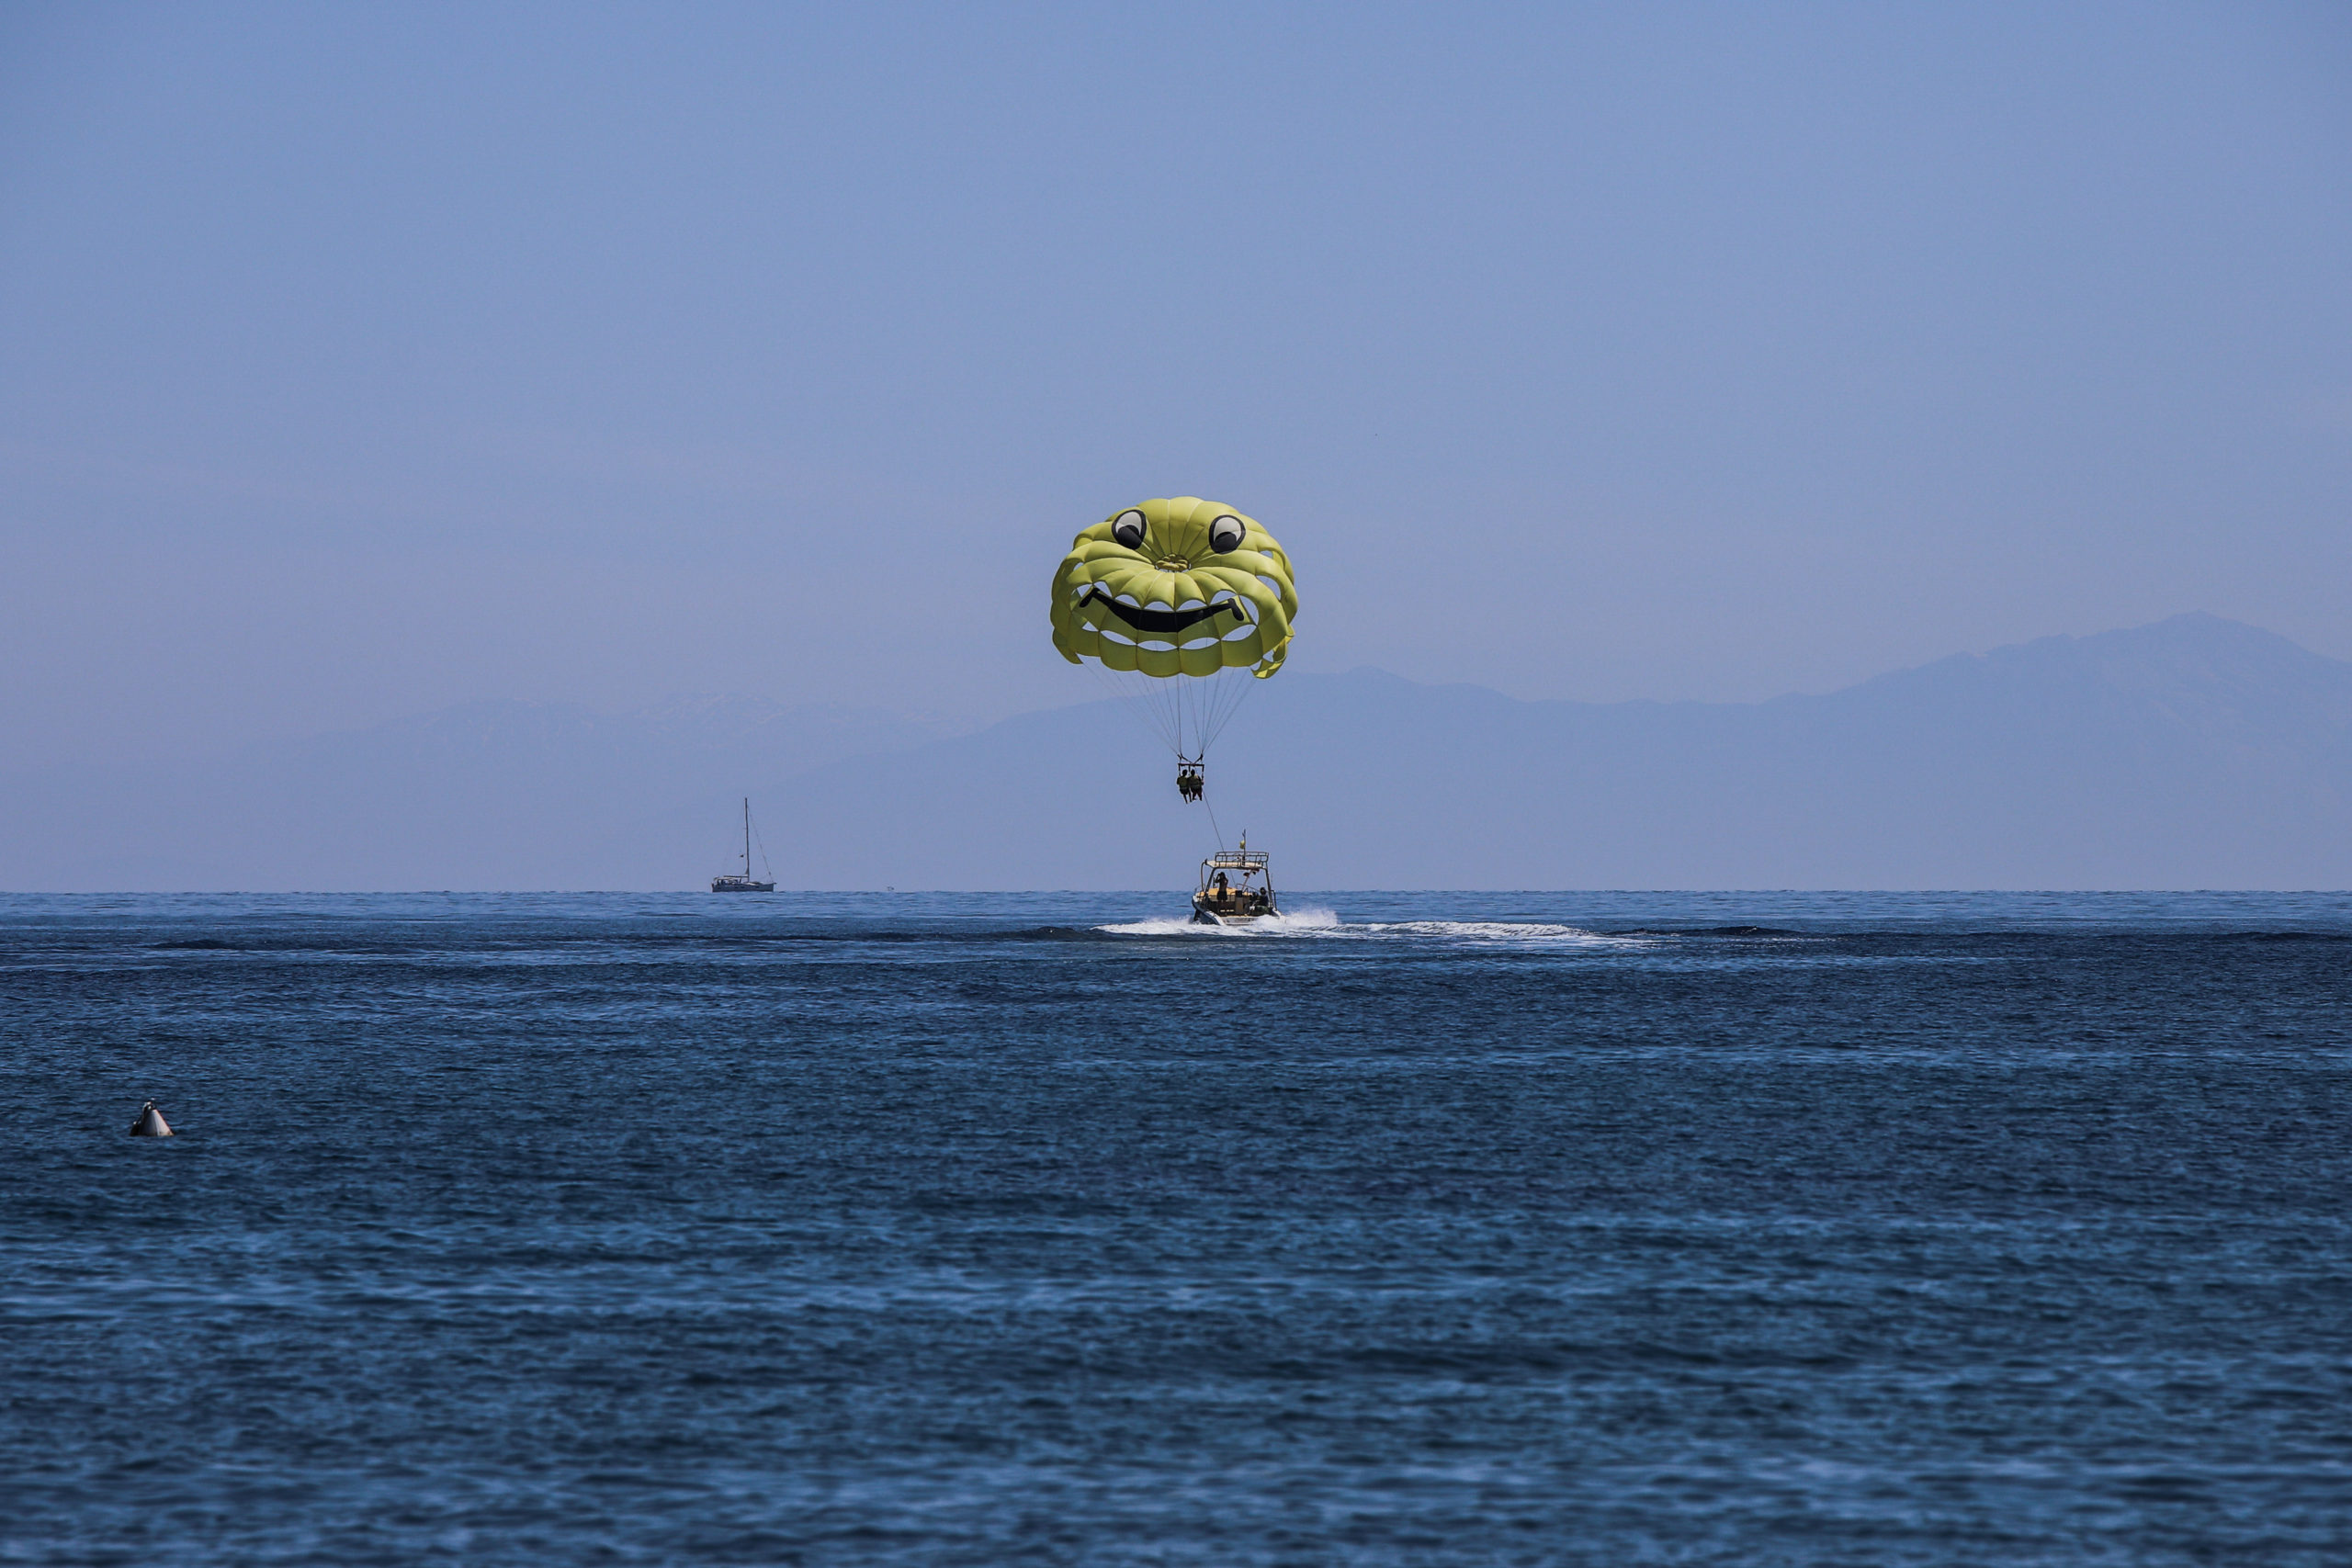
[1095,917,1216,937]
[1359,919,1633,948]
[1095,909,1641,947]
[1250,905,1341,932]
[1098,906,1341,938]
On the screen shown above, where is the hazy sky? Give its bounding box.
[5,2,2348,764]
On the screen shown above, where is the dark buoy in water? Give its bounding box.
[130,1100,173,1137]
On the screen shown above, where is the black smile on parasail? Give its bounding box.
[1073,584,1250,637]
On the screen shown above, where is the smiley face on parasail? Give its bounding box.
[1050,497,1300,800]
[1051,497,1298,677]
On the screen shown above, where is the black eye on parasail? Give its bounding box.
[1208,514,1245,554]
[1111,509,1147,549]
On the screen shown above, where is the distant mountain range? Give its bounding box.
[4,614,2346,890]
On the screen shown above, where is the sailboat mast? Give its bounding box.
[742,797,752,875]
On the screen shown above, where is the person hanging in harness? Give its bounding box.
[1177,761,1204,802]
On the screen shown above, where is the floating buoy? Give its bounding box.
[130,1100,173,1137]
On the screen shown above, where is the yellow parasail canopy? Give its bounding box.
[1050,497,1298,679]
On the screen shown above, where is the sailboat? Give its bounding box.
[711,797,775,892]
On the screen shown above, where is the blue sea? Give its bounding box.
[4,891,2348,1565]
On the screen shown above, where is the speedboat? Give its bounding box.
[1192,841,1277,924]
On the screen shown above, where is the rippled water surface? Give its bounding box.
[5,890,2349,1564]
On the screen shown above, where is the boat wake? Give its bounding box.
[1098,907,1342,938]
[1096,909,1642,948]
[1362,919,1640,948]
